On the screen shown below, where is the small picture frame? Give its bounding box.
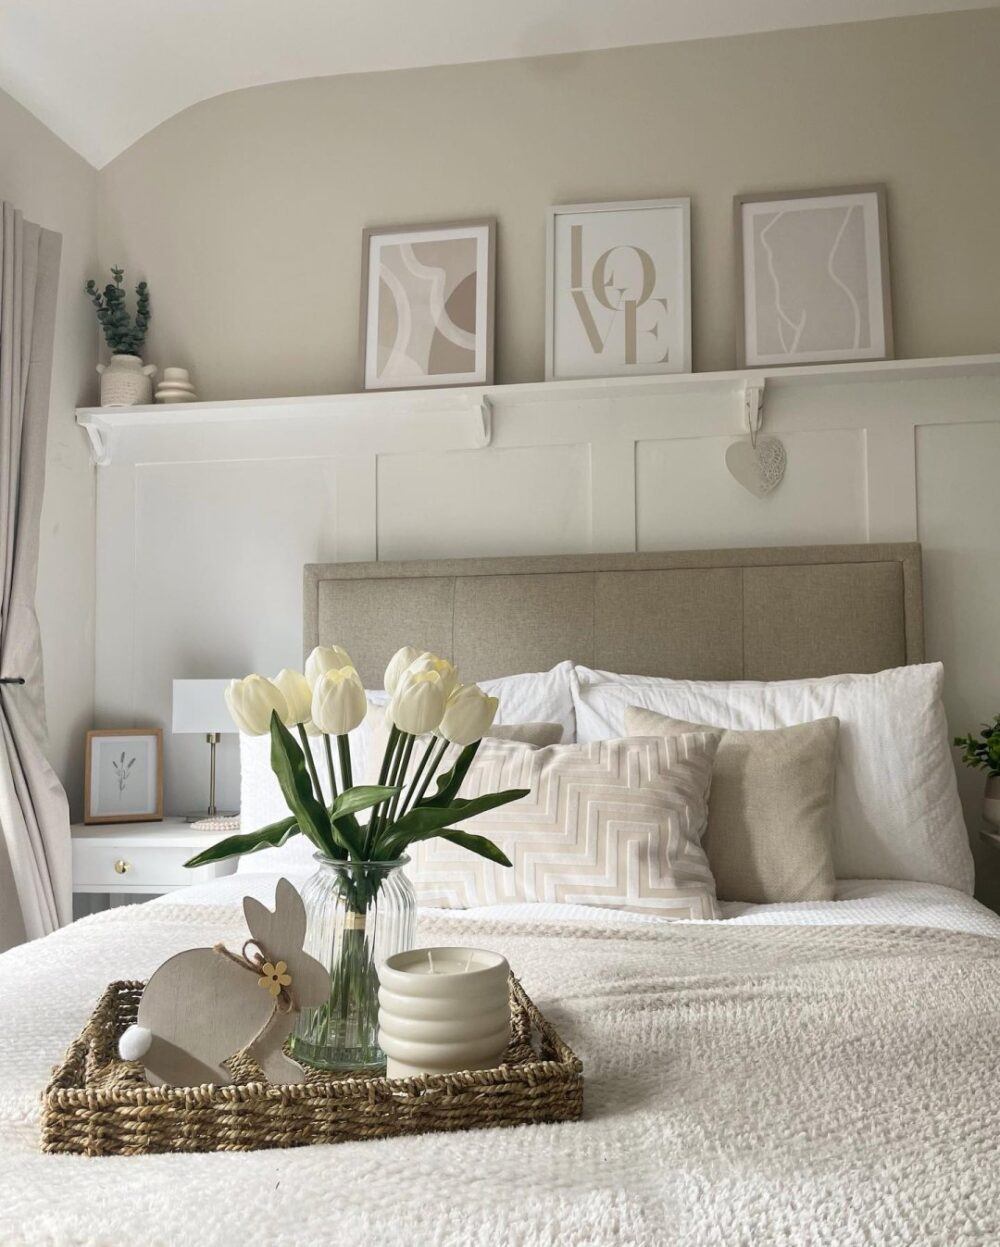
[360,218,496,391]
[545,198,691,381]
[84,729,163,825]
[735,185,893,368]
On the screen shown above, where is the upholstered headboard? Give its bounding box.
[304,543,923,687]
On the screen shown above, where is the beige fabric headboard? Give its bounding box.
[304,543,923,688]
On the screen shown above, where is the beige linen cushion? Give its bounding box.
[624,705,838,904]
[408,731,722,919]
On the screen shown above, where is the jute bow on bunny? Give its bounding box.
[213,940,297,1012]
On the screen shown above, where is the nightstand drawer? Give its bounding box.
[73,835,221,890]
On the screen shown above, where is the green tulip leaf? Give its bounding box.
[441,829,513,867]
[269,712,337,855]
[376,787,528,859]
[331,785,398,819]
[184,815,298,868]
[419,740,481,808]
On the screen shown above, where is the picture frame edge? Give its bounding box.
[358,217,498,393]
[546,196,693,382]
[82,727,164,825]
[732,182,894,369]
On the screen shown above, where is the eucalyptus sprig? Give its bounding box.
[954,714,1000,779]
[185,647,527,871]
[85,266,150,355]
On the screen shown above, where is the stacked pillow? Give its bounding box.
[572,662,974,896]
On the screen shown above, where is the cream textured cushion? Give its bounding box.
[408,732,722,918]
[625,705,838,904]
[572,663,975,894]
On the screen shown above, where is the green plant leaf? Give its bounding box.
[441,829,512,867]
[376,787,528,859]
[269,712,336,855]
[419,740,481,808]
[183,815,297,868]
[331,785,398,819]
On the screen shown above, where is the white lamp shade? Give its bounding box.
[172,679,236,734]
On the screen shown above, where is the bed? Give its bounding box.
[3,542,1000,1247]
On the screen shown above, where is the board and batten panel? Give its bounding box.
[636,429,868,550]
[120,458,341,815]
[376,445,591,561]
[917,420,1000,911]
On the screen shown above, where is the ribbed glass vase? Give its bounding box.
[289,856,416,1072]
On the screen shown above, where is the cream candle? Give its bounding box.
[378,947,510,1079]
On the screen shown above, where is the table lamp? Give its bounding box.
[172,679,238,821]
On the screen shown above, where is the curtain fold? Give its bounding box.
[0,201,70,952]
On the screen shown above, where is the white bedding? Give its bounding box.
[4,882,1000,1246]
[166,872,1000,938]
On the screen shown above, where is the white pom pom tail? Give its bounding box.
[118,1024,153,1062]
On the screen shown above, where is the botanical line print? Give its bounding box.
[112,750,136,799]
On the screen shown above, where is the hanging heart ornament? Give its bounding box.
[725,435,787,498]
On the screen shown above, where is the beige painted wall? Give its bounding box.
[0,86,98,816]
[99,8,1000,400]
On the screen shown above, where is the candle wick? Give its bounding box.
[465,949,474,973]
[428,949,435,974]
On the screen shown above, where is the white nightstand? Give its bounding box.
[72,817,238,916]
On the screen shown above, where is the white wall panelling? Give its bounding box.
[81,357,1000,908]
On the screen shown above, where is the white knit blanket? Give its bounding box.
[3,899,1000,1247]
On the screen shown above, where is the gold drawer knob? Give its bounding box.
[113,859,131,875]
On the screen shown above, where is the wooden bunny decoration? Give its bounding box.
[118,878,330,1087]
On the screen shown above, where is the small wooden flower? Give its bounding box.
[258,960,292,998]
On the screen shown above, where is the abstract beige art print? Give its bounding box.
[546,198,691,381]
[360,219,495,390]
[735,186,893,367]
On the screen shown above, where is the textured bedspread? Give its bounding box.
[3,899,1000,1246]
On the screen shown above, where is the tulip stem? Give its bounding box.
[411,738,451,810]
[323,735,338,801]
[297,723,325,806]
[399,736,437,818]
[372,730,408,852]
[367,727,402,855]
[337,733,353,791]
[387,735,415,827]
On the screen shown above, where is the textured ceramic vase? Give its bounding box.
[97,354,157,407]
[378,947,510,1079]
[985,776,1000,830]
[289,857,416,1072]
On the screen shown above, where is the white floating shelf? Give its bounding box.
[77,353,1000,467]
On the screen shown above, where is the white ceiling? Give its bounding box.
[2,0,996,168]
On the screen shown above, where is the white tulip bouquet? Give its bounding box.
[186,645,527,872]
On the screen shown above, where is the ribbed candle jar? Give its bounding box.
[378,947,511,1079]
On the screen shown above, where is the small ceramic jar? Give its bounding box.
[378,947,510,1079]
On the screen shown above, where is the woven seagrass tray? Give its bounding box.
[42,975,583,1156]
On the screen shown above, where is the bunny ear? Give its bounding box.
[243,895,272,943]
[273,877,307,949]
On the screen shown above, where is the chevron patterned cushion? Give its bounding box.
[408,732,722,918]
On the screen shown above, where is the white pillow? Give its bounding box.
[237,663,578,874]
[572,662,974,894]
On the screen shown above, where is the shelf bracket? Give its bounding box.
[80,416,113,466]
[742,378,766,445]
[471,395,493,448]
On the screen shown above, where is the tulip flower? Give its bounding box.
[389,669,447,736]
[439,684,500,746]
[305,645,355,690]
[311,666,368,736]
[404,652,460,700]
[383,645,422,696]
[272,668,312,726]
[225,675,288,736]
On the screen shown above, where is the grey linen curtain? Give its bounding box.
[0,202,70,952]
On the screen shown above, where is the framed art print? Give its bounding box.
[360,218,495,391]
[84,729,163,824]
[735,185,893,367]
[545,198,691,381]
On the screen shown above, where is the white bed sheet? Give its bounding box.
[160,874,1000,938]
